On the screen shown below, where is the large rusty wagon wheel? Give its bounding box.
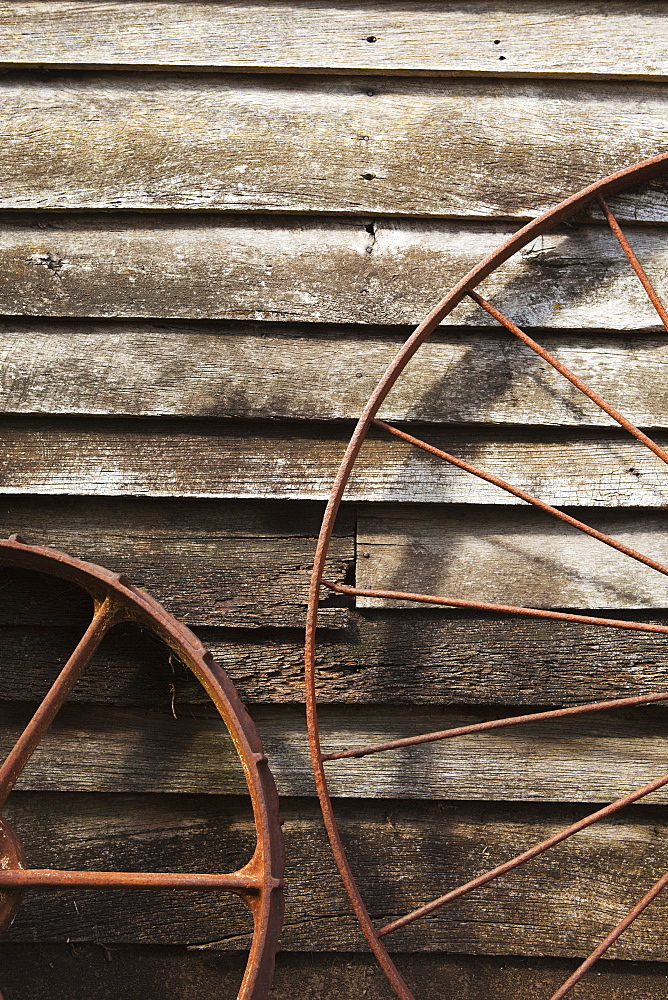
[0,535,284,1000]
[305,153,668,999]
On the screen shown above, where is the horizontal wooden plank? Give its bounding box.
[1,2,667,83]
[0,73,667,218]
[2,947,668,1000]
[6,607,668,706]
[357,505,668,609]
[5,320,668,428]
[0,496,351,627]
[3,419,668,505]
[1,214,668,328]
[4,794,668,961]
[5,702,668,802]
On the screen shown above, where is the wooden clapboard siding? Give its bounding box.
[356,505,668,609]
[0,73,667,218]
[4,320,668,429]
[3,419,668,506]
[2,1,668,992]
[5,702,668,803]
[0,496,351,627]
[1,214,667,328]
[1,948,667,1000]
[5,609,668,706]
[3,794,668,961]
[1,2,667,83]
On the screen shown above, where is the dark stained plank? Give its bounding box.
[4,794,668,960]
[4,320,668,429]
[1,213,667,328]
[357,504,668,609]
[0,496,351,628]
[0,73,667,218]
[2,946,668,1000]
[3,419,668,506]
[4,702,668,802]
[1,2,667,84]
[5,607,668,707]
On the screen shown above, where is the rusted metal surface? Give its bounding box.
[0,536,284,1000]
[305,153,668,999]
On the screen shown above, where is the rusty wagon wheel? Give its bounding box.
[0,534,284,1000]
[305,152,668,999]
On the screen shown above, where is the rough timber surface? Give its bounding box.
[3,418,668,506]
[1,214,668,328]
[6,320,668,429]
[1,2,667,83]
[2,948,668,1000]
[4,794,668,961]
[0,496,352,627]
[356,504,668,609]
[0,72,667,218]
[5,610,668,707]
[5,702,668,804]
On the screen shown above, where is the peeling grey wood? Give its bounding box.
[6,702,668,803]
[0,496,351,627]
[4,947,668,1000]
[5,320,668,429]
[3,794,668,961]
[3,418,668,506]
[0,73,667,218]
[5,608,668,707]
[357,504,668,609]
[1,2,667,84]
[1,214,668,329]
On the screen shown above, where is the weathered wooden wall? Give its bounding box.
[1,2,668,997]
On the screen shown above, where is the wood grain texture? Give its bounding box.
[5,702,668,803]
[0,72,667,218]
[1,214,668,328]
[4,794,668,960]
[357,504,668,609]
[1,2,667,83]
[3,419,668,506]
[2,947,668,1000]
[0,496,351,627]
[5,608,668,707]
[5,319,668,429]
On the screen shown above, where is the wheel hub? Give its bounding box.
[0,818,24,932]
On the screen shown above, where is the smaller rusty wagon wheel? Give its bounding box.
[0,535,284,1000]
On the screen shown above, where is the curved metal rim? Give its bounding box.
[304,152,668,999]
[0,536,285,1000]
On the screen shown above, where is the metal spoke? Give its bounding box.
[549,868,668,1000]
[373,418,668,581]
[0,596,118,808]
[377,766,668,938]
[0,868,261,894]
[320,689,668,762]
[598,195,668,332]
[467,289,668,468]
[323,579,668,636]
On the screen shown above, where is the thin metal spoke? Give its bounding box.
[321,689,668,762]
[0,868,260,894]
[598,195,668,333]
[548,868,668,1000]
[373,419,668,581]
[0,596,118,808]
[468,289,668,468]
[377,765,668,939]
[323,579,668,636]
